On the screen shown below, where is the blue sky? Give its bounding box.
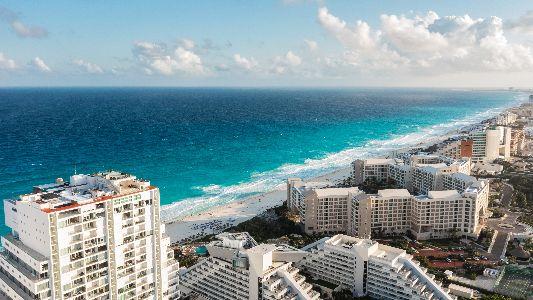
[1,0,533,87]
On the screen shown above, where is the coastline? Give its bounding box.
[164,96,527,243]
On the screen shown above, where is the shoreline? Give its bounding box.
[164,99,527,243]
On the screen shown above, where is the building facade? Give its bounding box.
[300,235,455,300]
[0,172,180,300]
[180,232,319,300]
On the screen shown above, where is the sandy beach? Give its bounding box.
[165,167,351,243]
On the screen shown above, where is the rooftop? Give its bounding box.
[313,187,360,197]
[377,189,411,198]
[9,171,152,213]
[425,190,461,199]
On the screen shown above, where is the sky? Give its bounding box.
[1,0,533,87]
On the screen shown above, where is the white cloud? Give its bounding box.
[317,7,533,73]
[133,41,205,76]
[30,57,51,72]
[285,51,302,66]
[304,39,318,51]
[233,54,258,70]
[0,6,48,38]
[181,39,195,50]
[380,12,447,53]
[73,59,104,74]
[271,51,302,74]
[0,52,17,70]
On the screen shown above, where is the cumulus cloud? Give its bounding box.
[30,57,51,72]
[271,51,302,74]
[317,7,533,73]
[73,59,104,74]
[506,11,533,34]
[233,54,258,70]
[304,39,318,51]
[133,41,205,76]
[0,6,48,38]
[0,52,17,70]
[180,39,195,50]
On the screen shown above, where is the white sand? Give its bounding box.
[165,167,351,243]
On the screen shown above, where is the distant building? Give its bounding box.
[0,172,180,300]
[495,112,517,126]
[510,126,525,156]
[180,232,319,300]
[300,235,455,299]
[352,154,471,195]
[470,126,512,162]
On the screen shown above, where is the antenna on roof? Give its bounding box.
[74,163,77,175]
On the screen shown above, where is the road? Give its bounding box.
[484,211,526,260]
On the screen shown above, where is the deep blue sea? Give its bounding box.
[0,88,526,235]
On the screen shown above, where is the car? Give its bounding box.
[445,258,452,263]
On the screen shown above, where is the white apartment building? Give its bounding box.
[410,157,471,195]
[353,154,471,196]
[288,176,488,240]
[495,111,517,126]
[0,172,180,300]
[286,182,362,235]
[435,140,462,159]
[351,158,399,185]
[351,189,412,238]
[286,178,329,220]
[412,180,488,240]
[180,232,320,300]
[442,173,477,192]
[300,235,454,300]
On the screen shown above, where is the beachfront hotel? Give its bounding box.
[179,232,320,300]
[0,171,180,300]
[286,180,362,235]
[299,235,455,299]
[351,154,472,195]
[288,172,489,240]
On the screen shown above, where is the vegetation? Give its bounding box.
[463,262,485,280]
[490,209,505,218]
[332,289,355,300]
[359,178,397,194]
[480,295,513,300]
[477,228,495,248]
[508,176,532,203]
[227,203,323,247]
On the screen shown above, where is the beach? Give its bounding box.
[165,167,351,243]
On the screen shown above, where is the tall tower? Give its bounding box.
[0,171,180,300]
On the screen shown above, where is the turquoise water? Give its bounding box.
[0,88,525,234]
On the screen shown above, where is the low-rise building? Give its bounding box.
[300,235,455,300]
[180,232,319,300]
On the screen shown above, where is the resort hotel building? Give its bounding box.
[0,171,180,300]
[351,154,471,194]
[287,173,489,239]
[179,232,320,300]
[299,235,455,300]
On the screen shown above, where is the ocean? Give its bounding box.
[0,88,525,235]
